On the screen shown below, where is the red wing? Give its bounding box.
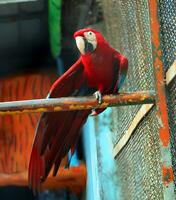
[91,52,128,116]
[113,53,128,92]
[48,57,85,98]
[40,58,85,155]
[28,58,90,192]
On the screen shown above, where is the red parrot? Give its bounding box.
[28,28,128,191]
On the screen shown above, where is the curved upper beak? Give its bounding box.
[75,36,85,55]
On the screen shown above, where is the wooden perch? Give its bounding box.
[0,91,155,115]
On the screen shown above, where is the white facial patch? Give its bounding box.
[75,36,85,55]
[84,31,97,51]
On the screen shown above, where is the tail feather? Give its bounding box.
[28,58,91,191]
[28,145,45,192]
[52,110,90,176]
[53,159,62,177]
[39,112,62,155]
[43,111,78,179]
[28,109,90,191]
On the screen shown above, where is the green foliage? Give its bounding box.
[49,0,62,58]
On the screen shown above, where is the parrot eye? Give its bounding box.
[88,31,93,36]
[84,31,96,41]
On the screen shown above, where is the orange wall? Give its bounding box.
[0,73,56,174]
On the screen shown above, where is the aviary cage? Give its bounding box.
[0,0,175,200]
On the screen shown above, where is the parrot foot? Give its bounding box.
[90,91,102,116]
[94,91,102,104]
[90,109,98,116]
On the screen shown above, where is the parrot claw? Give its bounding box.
[94,91,102,104]
[91,91,102,116]
[90,109,97,116]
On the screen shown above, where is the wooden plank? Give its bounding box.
[113,104,154,158]
[166,60,176,85]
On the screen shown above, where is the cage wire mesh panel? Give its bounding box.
[100,0,154,144]
[159,0,176,72]
[101,0,154,144]
[99,0,166,199]
[159,0,176,190]
[167,77,176,191]
[116,107,163,200]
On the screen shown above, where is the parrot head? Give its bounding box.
[74,28,106,55]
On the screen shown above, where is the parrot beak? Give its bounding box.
[75,36,96,55]
[75,36,86,55]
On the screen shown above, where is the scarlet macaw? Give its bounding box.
[28,28,128,191]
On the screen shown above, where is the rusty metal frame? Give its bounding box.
[148,0,175,199]
[0,91,155,115]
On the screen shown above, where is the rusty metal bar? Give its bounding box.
[0,91,155,115]
[148,0,175,199]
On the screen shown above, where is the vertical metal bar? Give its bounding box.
[148,0,175,199]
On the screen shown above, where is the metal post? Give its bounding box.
[148,0,175,199]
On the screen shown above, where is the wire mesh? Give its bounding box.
[159,0,176,71]
[167,77,176,191]
[159,0,176,191]
[99,0,168,199]
[102,0,154,144]
[116,107,163,200]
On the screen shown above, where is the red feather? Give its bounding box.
[28,28,128,191]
